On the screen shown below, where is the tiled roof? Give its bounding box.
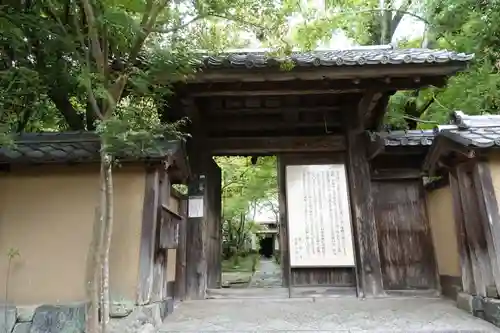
[0,132,182,164]
[435,111,500,148]
[370,129,435,147]
[199,46,474,69]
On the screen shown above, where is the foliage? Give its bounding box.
[222,253,260,273]
[385,0,500,128]
[0,1,297,332]
[217,156,277,259]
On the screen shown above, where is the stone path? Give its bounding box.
[159,297,500,332]
[248,258,282,288]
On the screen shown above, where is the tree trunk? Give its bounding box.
[86,207,104,333]
[100,150,113,333]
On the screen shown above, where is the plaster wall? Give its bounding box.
[0,164,145,305]
[426,185,461,277]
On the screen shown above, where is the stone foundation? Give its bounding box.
[457,292,500,328]
[0,298,175,333]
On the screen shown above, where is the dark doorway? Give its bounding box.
[259,235,274,258]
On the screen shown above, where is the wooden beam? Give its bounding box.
[188,77,447,97]
[473,162,500,295]
[371,168,422,180]
[206,119,342,133]
[346,129,385,297]
[204,106,342,115]
[366,133,385,160]
[206,135,345,155]
[449,169,475,294]
[187,64,464,83]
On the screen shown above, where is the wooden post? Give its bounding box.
[185,174,207,300]
[137,167,160,304]
[473,162,500,295]
[346,130,384,297]
[456,164,494,297]
[175,195,188,300]
[277,155,291,288]
[206,158,222,289]
[449,170,475,295]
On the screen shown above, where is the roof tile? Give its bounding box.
[200,47,474,69]
[0,132,182,165]
[436,111,500,148]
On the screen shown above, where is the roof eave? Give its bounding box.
[189,62,469,84]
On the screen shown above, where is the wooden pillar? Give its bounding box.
[185,173,207,300]
[473,162,500,295]
[346,131,384,297]
[456,164,494,297]
[277,155,291,288]
[206,158,222,289]
[449,170,475,294]
[137,166,160,304]
[175,195,188,300]
[184,98,210,299]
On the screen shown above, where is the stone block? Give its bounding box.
[140,304,162,327]
[472,295,485,318]
[17,305,37,322]
[487,285,499,299]
[110,301,134,318]
[0,304,17,333]
[30,303,86,333]
[138,323,155,333]
[484,298,500,327]
[457,292,473,313]
[13,323,31,333]
[166,298,174,316]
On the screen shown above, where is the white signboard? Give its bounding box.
[286,164,355,267]
[188,196,204,218]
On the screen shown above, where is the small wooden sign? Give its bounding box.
[286,164,355,267]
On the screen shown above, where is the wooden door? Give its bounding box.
[373,180,438,290]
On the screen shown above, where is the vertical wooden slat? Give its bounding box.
[137,167,160,304]
[456,165,494,297]
[473,162,500,294]
[160,171,171,301]
[346,131,384,297]
[277,155,291,289]
[215,160,222,288]
[449,170,475,294]
[175,196,188,300]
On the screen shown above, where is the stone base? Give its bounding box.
[2,299,176,333]
[457,292,500,327]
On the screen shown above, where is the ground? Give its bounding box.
[248,258,282,288]
[160,297,499,332]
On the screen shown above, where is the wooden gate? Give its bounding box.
[372,180,438,291]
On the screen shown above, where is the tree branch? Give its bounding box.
[48,87,86,130]
[129,0,169,65]
[72,7,104,120]
[153,15,205,33]
[81,0,106,76]
[390,0,413,37]
[402,115,438,124]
